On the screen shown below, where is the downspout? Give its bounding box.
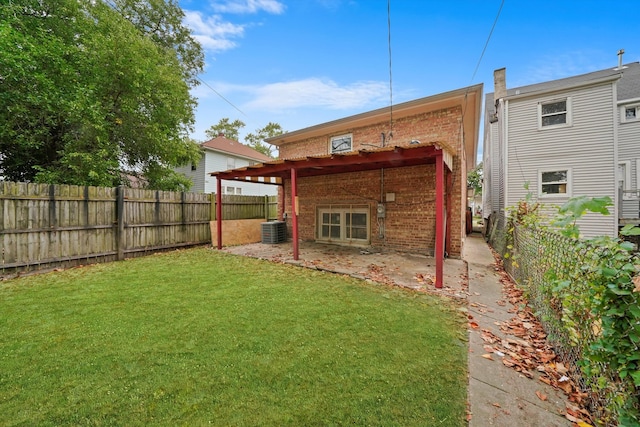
[503,99,508,225]
[612,79,620,234]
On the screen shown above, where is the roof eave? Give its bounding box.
[502,74,622,102]
[201,145,271,163]
[266,84,483,147]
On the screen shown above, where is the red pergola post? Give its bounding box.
[291,168,299,260]
[435,153,444,288]
[216,178,222,250]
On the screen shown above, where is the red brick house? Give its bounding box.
[212,84,483,287]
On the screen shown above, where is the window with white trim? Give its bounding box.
[619,161,632,200]
[317,205,369,244]
[539,169,570,197]
[329,134,352,154]
[538,98,571,129]
[227,157,236,169]
[622,105,639,122]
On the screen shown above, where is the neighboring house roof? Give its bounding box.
[201,134,272,163]
[617,62,640,101]
[486,61,640,114]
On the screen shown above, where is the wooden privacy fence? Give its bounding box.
[211,194,278,221]
[0,182,277,277]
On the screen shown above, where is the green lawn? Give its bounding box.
[0,247,468,426]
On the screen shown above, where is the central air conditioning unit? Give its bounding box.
[261,221,287,244]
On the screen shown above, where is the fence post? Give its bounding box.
[264,195,269,221]
[116,186,125,260]
[48,184,57,229]
[181,191,186,233]
[210,193,216,220]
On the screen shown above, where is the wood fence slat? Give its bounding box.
[0,183,275,276]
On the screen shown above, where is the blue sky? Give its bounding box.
[178,0,639,159]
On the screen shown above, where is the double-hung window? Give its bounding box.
[539,169,570,197]
[227,157,236,170]
[538,98,572,129]
[618,161,632,200]
[622,105,639,122]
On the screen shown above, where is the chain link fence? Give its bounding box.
[501,224,636,425]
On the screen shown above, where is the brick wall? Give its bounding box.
[277,106,466,258]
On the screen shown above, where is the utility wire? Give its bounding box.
[462,0,505,121]
[469,0,505,86]
[387,0,393,143]
[103,0,248,119]
[196,76,248,118]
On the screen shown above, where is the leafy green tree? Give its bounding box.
[0,0,202,190]
[245,122,284,158]
[467,162,483,196]
[205,119,246,141]
[205,118,284,158]
[107,0,204,88]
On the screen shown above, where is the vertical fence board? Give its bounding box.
[1,183,274,276]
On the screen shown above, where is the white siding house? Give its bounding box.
[483,61,640,239]
[175,134,278,196]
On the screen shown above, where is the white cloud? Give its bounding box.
[183,10,245,52]
[516,50,608,87]
[210,0,285,14]
[243,78,389,111]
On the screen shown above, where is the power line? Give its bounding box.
[469,0,505,85]
[460,0,504,168]
[387,0,393,143]
[102,0,248,119]
[196,77,248,118]
[462,0,505,120]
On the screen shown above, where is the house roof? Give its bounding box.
[211,142,455,184]
[486,62,640,113]
[265,84,483,171]
[201,134,272,162]
[617,62,640,102]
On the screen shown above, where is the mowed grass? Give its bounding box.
[0,247,468,426]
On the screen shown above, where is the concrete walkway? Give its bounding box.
[464,233,571,426]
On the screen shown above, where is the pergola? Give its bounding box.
[210,143,454,288]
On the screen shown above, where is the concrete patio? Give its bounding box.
[220,240,469,300]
